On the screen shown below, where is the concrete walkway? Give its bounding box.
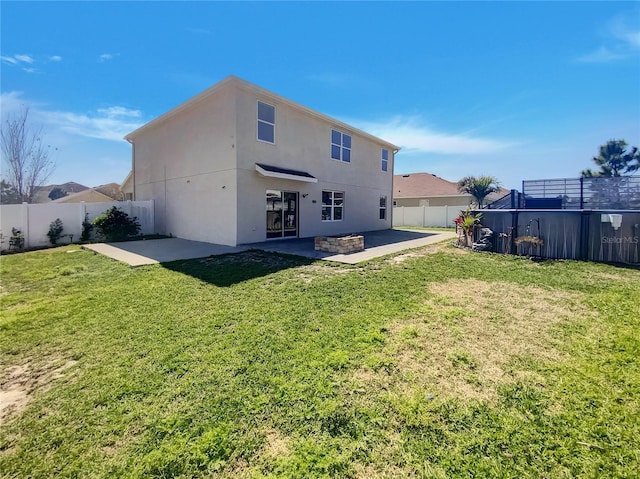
[83,229,456,267]
[82,238,249,267]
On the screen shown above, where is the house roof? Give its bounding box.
[125,75,400,151]
[31,181,90,203]
[394,173,469,198]
[52,188,116,203]
[93,182,124,200]
[394,172,509,202]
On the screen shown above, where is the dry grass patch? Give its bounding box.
[385,242,462,265]
[0,356,77,421]
[259,429,292,459]
[386,250,425,265]
[293,264,354,283]
[350,279,593,403]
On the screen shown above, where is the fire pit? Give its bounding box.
[314,235,364,254]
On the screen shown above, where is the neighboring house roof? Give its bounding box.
[394,173,469,199]
[125,75,400,151]
[394,172,508,202]
[31,181,90,203]
[52,188,115,203]
[94,182,124,200]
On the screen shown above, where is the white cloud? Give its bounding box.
[578,10,640,63]
[1,55,18,65]
[98,53,119,62]
[0,92,140,186]
[0,91,30,116]
[577,46,628,63]
[1,53,59,71]
[97,106,142,118]
[14,54,34,64]
[1,54,35,66]
[609,12,640,49]
[346,116,515,155]
[0,91,144,142]
[43,108,144,141]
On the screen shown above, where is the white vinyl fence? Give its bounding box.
[393,206,461,228]
[0,201,154,251]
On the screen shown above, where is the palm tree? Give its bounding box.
[457,175,501,208]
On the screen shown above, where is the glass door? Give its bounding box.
[266,190,298,239]
[283,192,297,237]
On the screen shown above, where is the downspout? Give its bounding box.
[126,137,135,200]
[390,149,400,229]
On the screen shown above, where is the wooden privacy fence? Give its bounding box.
[0,201,155,251]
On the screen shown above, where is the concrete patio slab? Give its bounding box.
[83,229,456,267]
[82,238,249,267]
[244,229,457,264]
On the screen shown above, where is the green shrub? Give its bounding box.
[92,207,141,242]
[47,218,64,245]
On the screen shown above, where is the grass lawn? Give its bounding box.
[1,244,638,478]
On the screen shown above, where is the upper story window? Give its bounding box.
[257,101,275,143]
[331,129,351,163]
[381,148,389,172]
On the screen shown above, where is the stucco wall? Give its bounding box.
[132,84,239,245]
[131,79,395,246]
[234,86,393,244]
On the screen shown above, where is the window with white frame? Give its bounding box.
[330,129,351,163]
[381,148,389,172]
[379,196,387,220]
[257,101,275,143]
[322,190,344,221]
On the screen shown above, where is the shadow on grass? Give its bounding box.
[161,250,316,287]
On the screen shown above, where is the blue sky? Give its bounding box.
[1,1,639,190]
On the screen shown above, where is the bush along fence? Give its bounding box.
[477,209,640,265]
[0,200,154,252]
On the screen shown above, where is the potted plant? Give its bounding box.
[453,208,483,247]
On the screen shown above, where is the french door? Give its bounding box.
[266,190,298,239]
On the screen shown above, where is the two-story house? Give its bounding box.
[125,76,399,246]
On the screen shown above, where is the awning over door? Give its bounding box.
[255,163,318,183]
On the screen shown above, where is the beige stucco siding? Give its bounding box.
[130,77,395,246]
[234,86,393,243]
[132,84,239,244]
